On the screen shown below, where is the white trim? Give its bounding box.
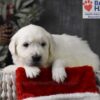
[23,92,100,100]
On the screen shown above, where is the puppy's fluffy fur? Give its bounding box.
[3,24,100,83]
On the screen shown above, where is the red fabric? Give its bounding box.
[16,66,99,100]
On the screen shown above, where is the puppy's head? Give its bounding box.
[9,24,54,67]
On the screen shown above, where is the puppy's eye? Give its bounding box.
[23,42,29,47]
[41,42,46,47]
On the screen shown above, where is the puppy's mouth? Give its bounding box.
[33,62,41,66]
[30,62,42,67]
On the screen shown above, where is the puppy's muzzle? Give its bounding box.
[32,55,41,66]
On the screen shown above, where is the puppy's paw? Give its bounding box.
[52,67,67,83]
[2,65,17,74]
[24,66,40,78]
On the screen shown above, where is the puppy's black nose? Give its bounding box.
[32,55,41,62]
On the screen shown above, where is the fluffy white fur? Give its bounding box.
[3,24,100,83]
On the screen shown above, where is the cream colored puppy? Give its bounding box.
[3,24,100,83]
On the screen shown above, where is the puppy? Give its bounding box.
[3,24,100,83]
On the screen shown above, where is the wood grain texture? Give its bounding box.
[37,0,100,56]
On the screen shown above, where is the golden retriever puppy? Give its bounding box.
[3,24,100,83]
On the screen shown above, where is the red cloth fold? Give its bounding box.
[16,66,99,100]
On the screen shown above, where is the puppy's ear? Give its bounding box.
[47,33,55,63]
[9,36,17,56]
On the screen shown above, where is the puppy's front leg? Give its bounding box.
[23,66,40,78]
[52,59,67,83]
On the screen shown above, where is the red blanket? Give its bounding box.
[16,66,99,100]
